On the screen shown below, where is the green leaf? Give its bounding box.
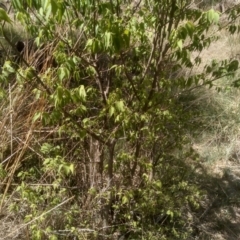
[79,85,86,100]
[69,164,74,174]
[58,67,70,81]
[41,143,53,154]
[115,100,124,112]
[109,106,115,117]
[177,40,183,51]
[45,3,52,19]
[206,9,219,24]
[228,60,239,72]
[0,164,7,179]
[33,112,41,122]
[104,32,112,49]
[3,61,15,74]
[85,39,93,50]
[50,0,58,16]
[123,29,131,47]
[49,235,58,240]
[0,8,12,23]
[179,27,188,40]
[43,0,50,11]
[57,86,63,99]
[166,210,174,218]
[228,25,237,34]
[185,21,194,38]
[213,11,219,24]
[92,39,101,53]
[232,78,240,87]
[122,195,128,204]
[25,67,36,79]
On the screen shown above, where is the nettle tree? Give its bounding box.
[0,0,240,239]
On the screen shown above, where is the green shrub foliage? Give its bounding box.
[1,0,240,239]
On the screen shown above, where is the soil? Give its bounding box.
[191,160,240,240]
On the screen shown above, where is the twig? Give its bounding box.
[8,84,13,156]
[199,196,218,220]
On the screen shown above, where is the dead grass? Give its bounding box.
[190,159,240,240]
[0,189,27,240]
[0,80,48,238]
[185,10,240,240]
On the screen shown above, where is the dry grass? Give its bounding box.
[0,81,48,238]
[190,160,240,240]
[186,14,240,239]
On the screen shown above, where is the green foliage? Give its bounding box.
[0,8,12,24]
[1,0,240,239]
[14,143,76,239]
[0,163,7,179]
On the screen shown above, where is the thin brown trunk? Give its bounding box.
[102,140,116,230]
[89,137,101,187]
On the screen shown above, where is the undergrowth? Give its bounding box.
[1,1,240,240]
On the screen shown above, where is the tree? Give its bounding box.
[0,0,239,239]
